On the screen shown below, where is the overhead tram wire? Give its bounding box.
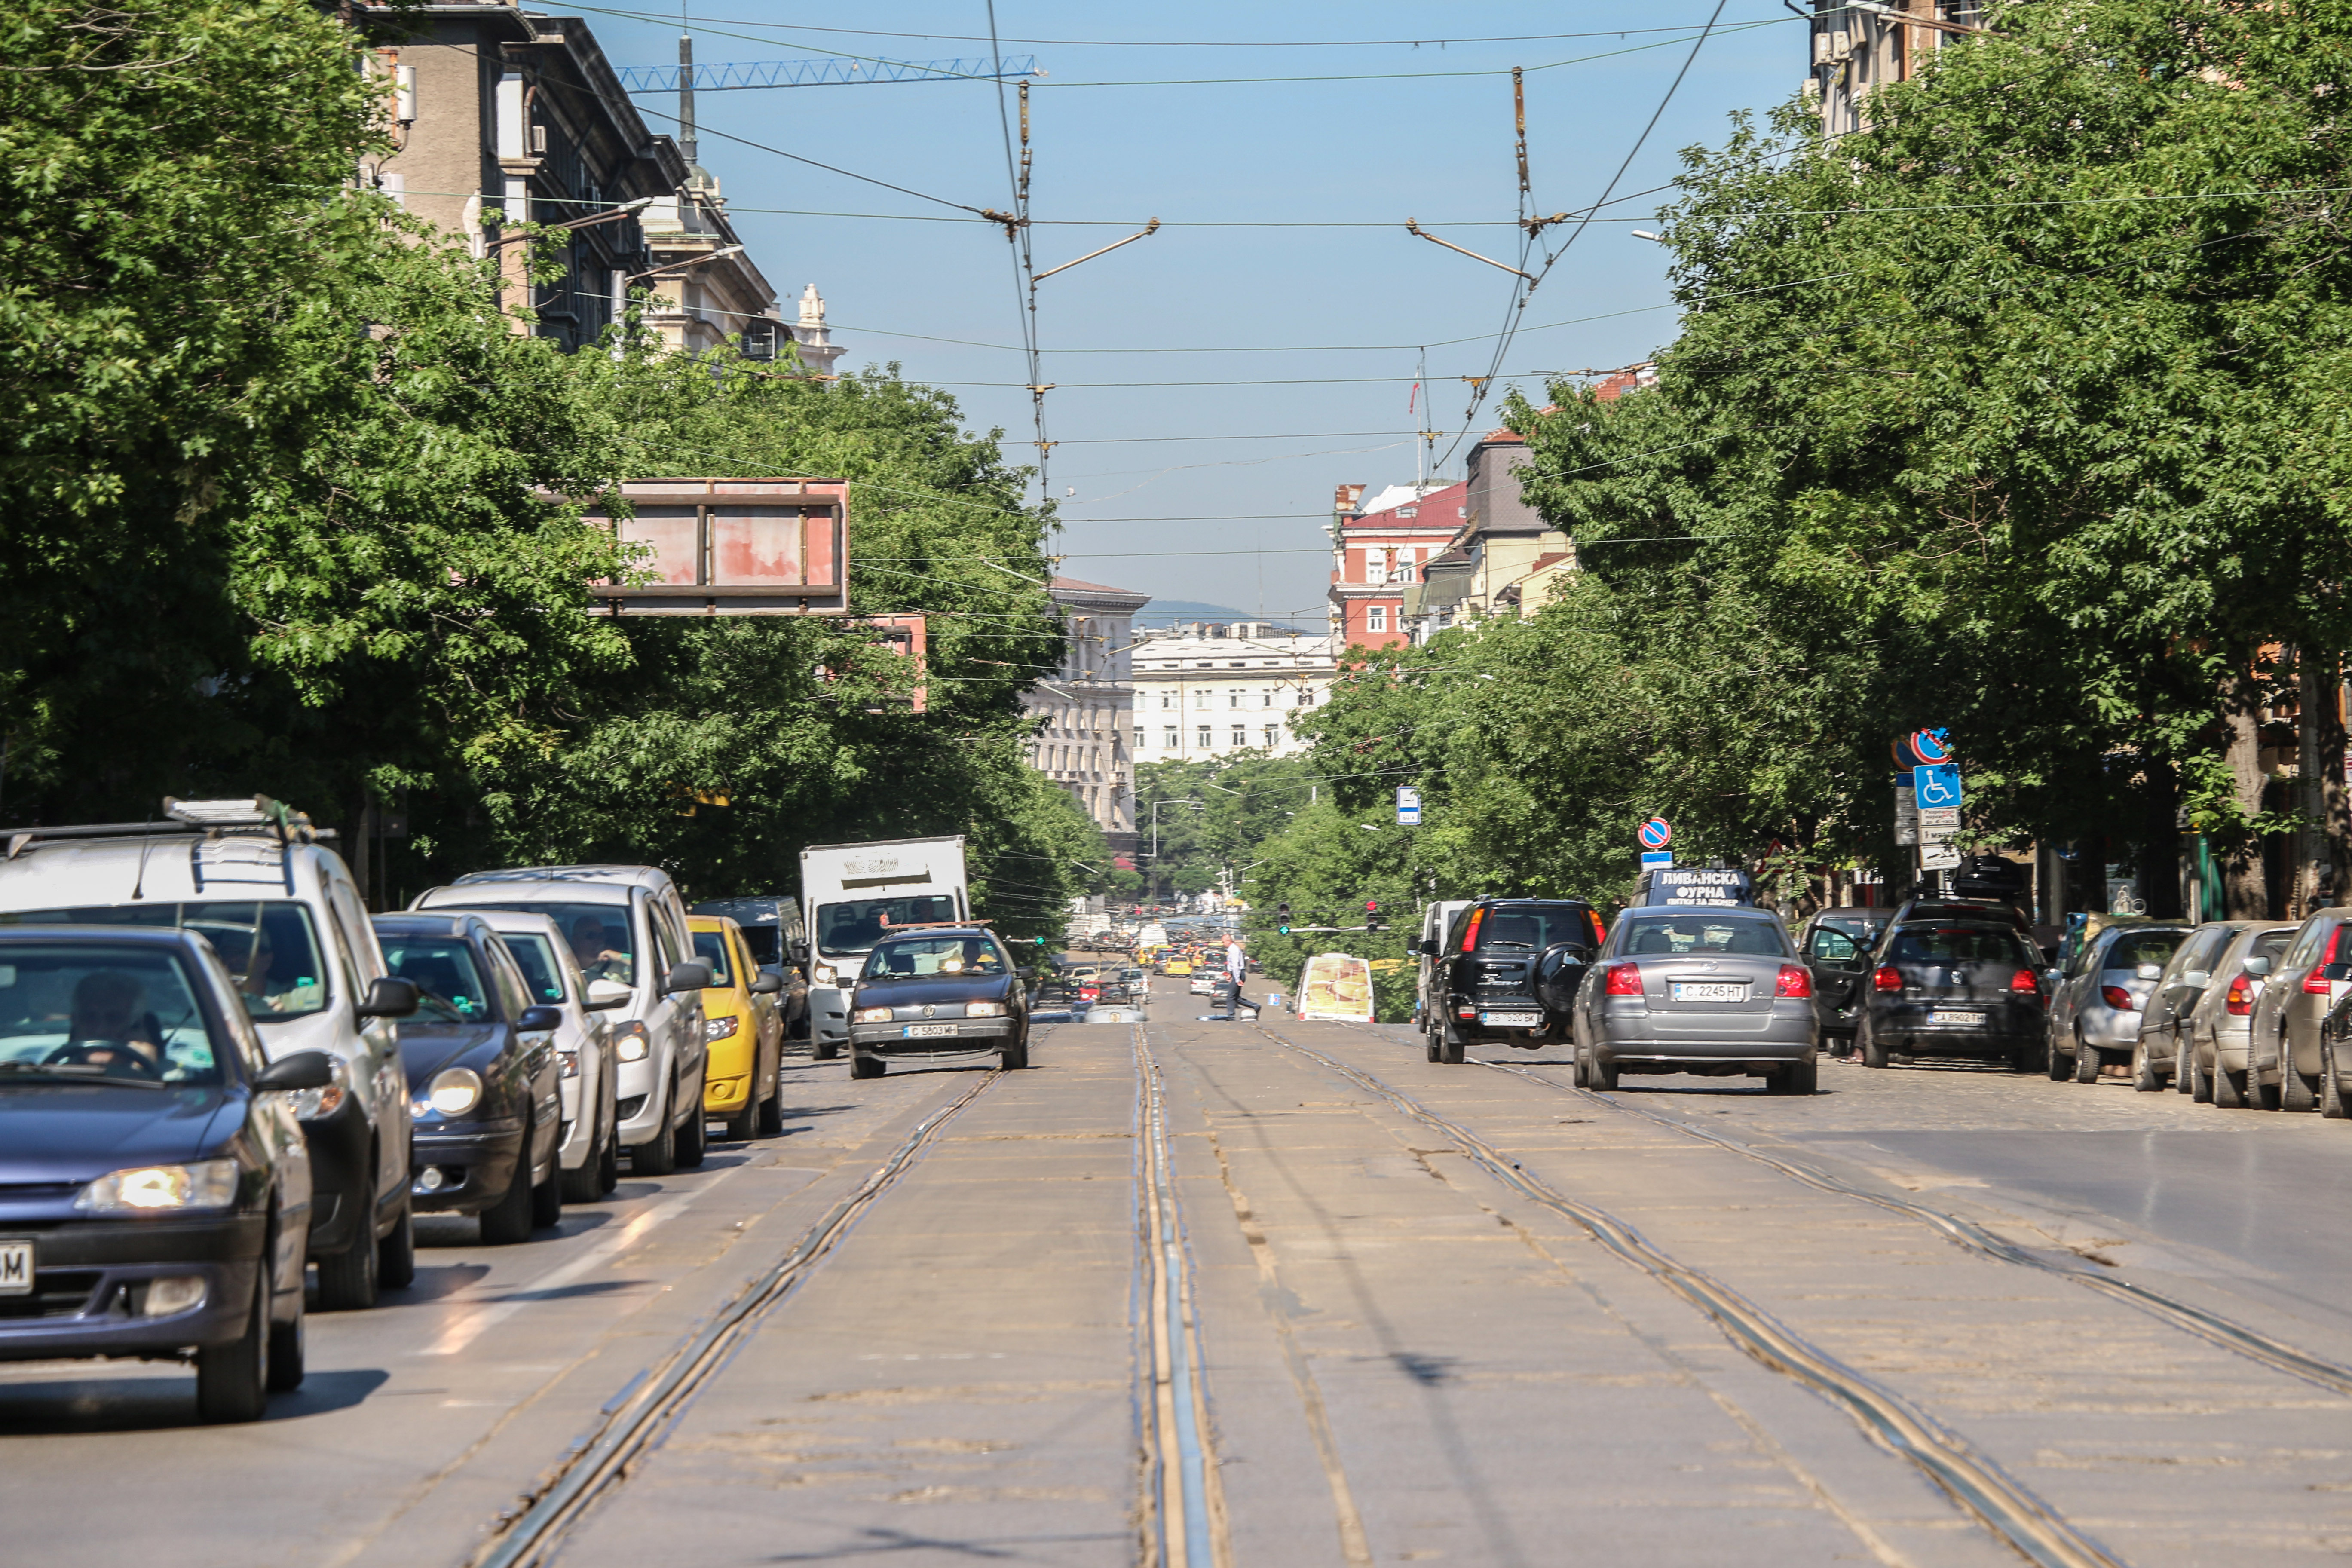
[571,9,1797,49]
[982,0,1051,499]
[1441,0,1729,474]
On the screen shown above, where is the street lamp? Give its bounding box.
[485,195,655,251]
[623,244,744,285]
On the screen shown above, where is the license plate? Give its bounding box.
[1481,1011,1543,1028]
[0,1239,29,1296]
[901,1023,958,1038]
[1671,982,1747,1003]
[1928,1010,1984,1026]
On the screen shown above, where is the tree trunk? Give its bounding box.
[2140,757,2182,919]
[2223,661,2269,918]
[2309,649,2352,912]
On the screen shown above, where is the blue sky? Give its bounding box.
[564,2,1808,621]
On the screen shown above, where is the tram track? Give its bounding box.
[1252,1020,2132,1568]
[1476,1055,2352,1400]
[465,1069,1002,1568]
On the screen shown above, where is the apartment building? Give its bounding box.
[1326,481,1467,650]
[1023,577,1152,854]
[1400,429,1579,639]
[1809,0,1989,138]
[1131,624,1336,760]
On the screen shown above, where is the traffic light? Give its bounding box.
[1277,900,1291,934]
[1365,899,1383,931]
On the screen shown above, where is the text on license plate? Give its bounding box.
[902,1023,959,1038]
[1928,1010,1984,1026]
[1670,982,1747,1003]
[0,1239,30,1296]
[1481,1011,1543,1028]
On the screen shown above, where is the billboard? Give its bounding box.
[1297,952,1375,1023]
[584,478,849,615]
[1636,867,1754,908]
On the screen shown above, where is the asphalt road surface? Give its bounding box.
[6,974,2351,1568]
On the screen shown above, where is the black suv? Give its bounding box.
[1421,898,1604,1064]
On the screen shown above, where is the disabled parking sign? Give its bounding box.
[1912,764,1963,810]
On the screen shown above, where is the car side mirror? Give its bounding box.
[788,937,810,962]
[2242,956,2273,977]
[253,1050,334,1093]
[357,977,419,1019]
[1417,939,1437,956]
[517,1004,562,1033]
[2181,970,2211,988]
[664,960,713,993]
[583,977,632,1011]
[2135,962,2163,980]
[749,971,783,995]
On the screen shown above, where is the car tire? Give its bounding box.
[1001,1036,1029,1070]
[1571,1042,1590,1087]
[2045,1032,2070,1081]
[478,1142,536,1245]
[266,1295,306,1393]
[2248,1034,2284,1110]
[530,1145,563,1229]
[675,1079,708,1169]
[756,1059,786,1136]
[2132,1037,2164,1092]
[597,1092,621,1194]
[1438,1020,1465,1066]
[2321,1038,2349,1120]
[1860,1021,1890,1070]
[2282,1043,2317,1112]
[2175,1033,2195,1095]
[722,1103,756,1141]
[2191,1043,2214,1102]
[2072,1033,2101,1083]
[851,1052,886,1080]
[378,1190,416,1292]
[2215,1056,2245,1109]
[315,1218,379,1312]
[814,1038,839,1061]
[1768,1056,1818,1095]
[632,1081,678,1176]
[196,1269,272,1424]
[1590,1051,1619,1092]
[1425,1019,1444,1064]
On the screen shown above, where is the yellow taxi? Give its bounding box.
[1164,957,1194,977]
[689,914,785,1139]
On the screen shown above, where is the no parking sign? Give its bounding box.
[1637,817,1672,851]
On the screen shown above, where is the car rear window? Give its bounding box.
[1890,926,2036,965]
[1463,904,1596,952]
[2105,930,2185,971]
[1617,915,1790,958]
[377,935,493,1023]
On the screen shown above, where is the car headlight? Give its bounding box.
[853,1005,894,1023]
[704,1014,741,1041]
[288,1052,353,1121]
[558,1047,580,1079]
[412,1066,482,1119]
[965,1001,1006,1017]
[814,964,839,986]
[612,1020,650,1062]
[77,1159,239,1213]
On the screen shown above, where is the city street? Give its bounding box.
[7,975,2348,1568]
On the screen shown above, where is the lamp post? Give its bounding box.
[484,195,655,251]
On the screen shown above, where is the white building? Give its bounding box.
[1129,623,1337,762]
[1023,577,1152,854]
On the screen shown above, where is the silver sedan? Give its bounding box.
[1571,907,1819,1094]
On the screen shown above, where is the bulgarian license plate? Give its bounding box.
[902,1023,958,1038]
[0,1239,29,1296]
[1671,982,1747,1003]
[1481,1011,1544,1028]
[1928,1010,1984,1026]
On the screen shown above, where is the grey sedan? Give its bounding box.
[2180,923,2294,1105]
[1570,907,1817,1094]
[2047,922,2190,1082]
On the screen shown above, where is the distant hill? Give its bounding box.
[1132,599,1317,634]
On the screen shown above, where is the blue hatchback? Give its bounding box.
[0,926,332,1421]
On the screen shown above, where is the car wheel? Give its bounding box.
[2321,1038,2349,1120]
[1590,1051,1619,1092]
[266,1293,306,1393]
[315,1219,379,1312]
[530,1146,563,1229]
[2248,1033,2284,1110]
[675,1078,708,1169]
[1768,1055,1818,1095]
[722,1102,756,1142]
[1438,1020,1465,1066]
[2132,1037,2164,1093]
[814,1038,840,1061]
[479,1140,537,1246]
[2045,1029,2070,1081]
[196,1268,272,1424]
[2282,1041,2317,1112]
[632,1080,678,1176]
[2215,1053,2245,1108]
[1001,1035,1029,1070]
[1571,1041,1591,1087]
[756,1056,786,1136]
[2175,1032,2195,1095]
[378,1190,416,1291]
[1425,1018,1444,1064]
[1860,1020,1890,1070]
[851,1052,886,1080]
[2072,1033,2101,1083]
[2191,1041,2214,1102]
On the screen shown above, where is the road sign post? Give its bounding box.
[1395,786,1421,827]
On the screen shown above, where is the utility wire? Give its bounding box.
[983,1,1050,497]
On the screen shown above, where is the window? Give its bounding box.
[1161,692,1174,709]
[1890,927,2037,966]
[1366,606,1388,634]
[690,929,736,986]
[1807,926,1862,963]
[2104,929,2185,973]
[0,945,236,1086]
[1262,688,1275,708]
[1231,726,1247,747]
[1164,727,1179,749]
[814,896,960,957]
[499,932,573,1003]
[1263,725,1280,747]
[446,900,635,987]
[1614,913,1790,959]
[0,900,333,1019]
[1228,691,1241,708]
[1366,560,1388,586]
[379,934,494,1022]
[1197,725,1212,748]
[1193,690,1209,709]
[1133,728,1145,751]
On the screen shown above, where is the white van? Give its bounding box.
[413,866,709,1175]
[799,837,968,1060]
[0,800,421,1310]
[1416,900,1475,1025]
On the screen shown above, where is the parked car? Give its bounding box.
[2181,923,2295,1105]
[1796,908,1893,1052]
[2243,906,2352,1112]
[1424,898,1605,1065]
[1885,897,2031,933]
[2310,978,2352,1118]
[1570,903,1815,1091]
[847,927,1030,1076]
[2129,921,2245,1092]
[414,867,710,1176]
[0,801,420,1312]
[2046,920,2190,1081]
[1854,919,2044,1071]
[691,896,811,1049]
[473,908,622,1201]
[0,926,333,1421]
[689,914,786,1140]
[373,913,566,1244]
[1415,898,1476,1026]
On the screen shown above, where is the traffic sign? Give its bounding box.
[1640,851,1674,869]
[1893,781,1919,847]
[1395,785,1421,827]
[1894,729,1954,768]
[1912,764,1963,810]
[1637,816,1672,851]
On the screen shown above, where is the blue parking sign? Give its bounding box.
[1912,764,1963,810]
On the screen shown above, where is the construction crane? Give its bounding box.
[616,55,1038,92]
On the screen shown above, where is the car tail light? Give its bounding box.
[2101,984,2133,1010]
[2009,968,2038,993]
[2309,928,2346,992]
[1605,962,1644,996]
[1776,965,1812,998]
[1873,965,1902,993]
[1588,909,1607,948]
[2227,974,2255,1016]
[1461,907,1485,954]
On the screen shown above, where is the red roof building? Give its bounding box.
[1326,479,1467,650]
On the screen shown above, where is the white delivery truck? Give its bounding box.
[799,836,969,1060]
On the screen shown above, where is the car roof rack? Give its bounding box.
[2,798,333,896]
